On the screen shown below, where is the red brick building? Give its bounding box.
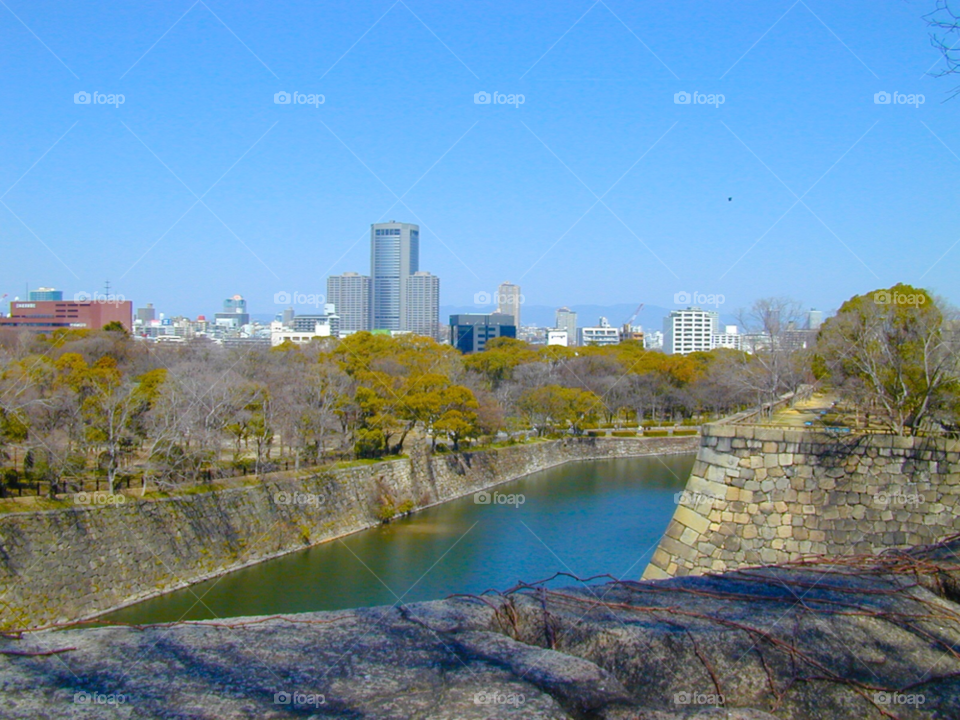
[0,300,134,331]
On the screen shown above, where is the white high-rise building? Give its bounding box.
[496,281,521,328]
[663,307,719,355]
[327,272,370,333]
[406,271,440,340]
[370,221,419,331]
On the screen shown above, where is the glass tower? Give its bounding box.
[370,222,419,331]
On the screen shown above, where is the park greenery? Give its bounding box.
[0,284,956,497]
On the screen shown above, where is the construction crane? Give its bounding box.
[621,303,644,342]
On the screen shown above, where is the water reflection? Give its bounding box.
[100,454,693,625]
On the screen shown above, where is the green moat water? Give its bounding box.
[100,454,694,625]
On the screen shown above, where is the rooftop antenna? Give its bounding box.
[104,280,112,299]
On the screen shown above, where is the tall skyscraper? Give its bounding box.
[327,272,370,333]
[370,221,419,331]
[555,307,577,346]
[406,271,440,339]
[496,281,521,328]
[807,309,823,330]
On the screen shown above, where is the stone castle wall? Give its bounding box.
[0,436,695,629]
[644,424,960,578]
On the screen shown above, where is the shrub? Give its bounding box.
[643,430,669,437]
[612,430,638,437]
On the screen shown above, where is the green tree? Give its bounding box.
[816,284,960,434]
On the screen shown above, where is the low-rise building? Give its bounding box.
[449,313,516,353]
[579,317,620,346]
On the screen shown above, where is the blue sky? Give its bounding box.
[1,0,958,321]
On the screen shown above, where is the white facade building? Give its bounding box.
[547,329,569,346]
[270,320,334,346]
[405,271,440,340]
[578,316,621,346]
[663,307,719,355]
[711,324,742,350]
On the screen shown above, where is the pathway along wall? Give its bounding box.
[0,436,695,630]
[644,424,960,579]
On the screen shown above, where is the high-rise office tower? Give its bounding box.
[406,271,440,339]
[327,272,371,333]
[496,282,521,328]
[555,307,577,346]
[807,309,823,330]
[370,221,419,331]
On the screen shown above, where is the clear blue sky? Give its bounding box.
[1,0,958,320]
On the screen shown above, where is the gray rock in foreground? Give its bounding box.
[3,539,960,719]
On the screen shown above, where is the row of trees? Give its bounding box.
[1,284,952,495]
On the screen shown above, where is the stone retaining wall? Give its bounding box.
[644,425,960,578]
[0,436,696,629]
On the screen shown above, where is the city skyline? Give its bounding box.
[2,2,958,321]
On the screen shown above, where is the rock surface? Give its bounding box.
[2,538,960,719]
